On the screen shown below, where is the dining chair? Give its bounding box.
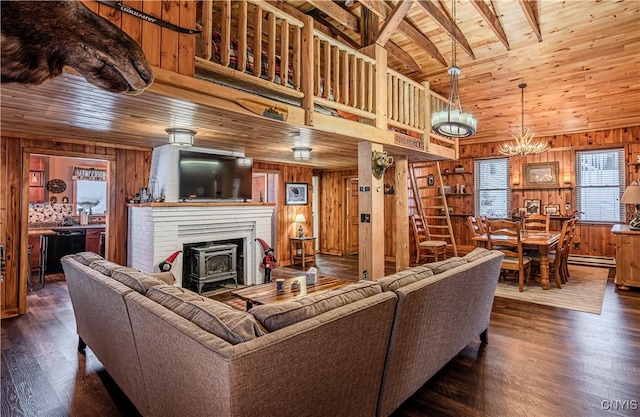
[487,219,531,292]
[523,213,550,232]
[530,217,576,288]
[466,215,485,244]
[411,214,448,263]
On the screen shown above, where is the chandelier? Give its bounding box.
[431,0,477,138]
[498,83,549,156]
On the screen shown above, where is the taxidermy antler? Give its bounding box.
[1,0,153,95]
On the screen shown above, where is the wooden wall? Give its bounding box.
[0,135,151,318]
[81,0,196,77]
[252,161,314,267]
[432,126,640,258]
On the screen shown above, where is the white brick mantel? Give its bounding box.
[128,203,275,286]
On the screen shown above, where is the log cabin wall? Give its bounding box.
[80,0,196,77]
[252,161,313,267]
[0,135,151,318]
[425,126,640,258]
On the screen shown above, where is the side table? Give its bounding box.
[289,236,316,269]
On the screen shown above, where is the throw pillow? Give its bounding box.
[73,251,104,266]
[173,298,266,345]
[424,257,467,274]
[250,280,381,332]
[88,259,126,276]
[377,266,434,292]
[111,268,166,294]
[147,285,203,310]
[463,247,491,263]
[150,272,175,286]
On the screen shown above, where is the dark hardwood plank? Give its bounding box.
[1,255,639,417]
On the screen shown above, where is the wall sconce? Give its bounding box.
[166,128,195,147]
[294,213,306,237]
[563,171,572,184]
[512,172,520,186]
[292,147,312,161]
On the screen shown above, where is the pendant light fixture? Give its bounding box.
[431,0,477,138]
[498,83,549,157]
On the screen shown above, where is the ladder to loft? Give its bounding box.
[409,161,458,257]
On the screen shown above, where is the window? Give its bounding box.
[575,149,624,222]
[73,166,107,215]
[475,158,510,219]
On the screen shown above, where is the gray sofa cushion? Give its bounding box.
[150,272,175,286]
[146,285,204,310]
[424,257,468,274]
[377,266,434,292]
[111,268,166,294]
[89,259,126,276]
[463,247,491,262]
[73,252,104,266]
[173,298,266,345]
[250,280,381,332]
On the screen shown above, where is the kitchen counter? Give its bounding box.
[29,224,106,232]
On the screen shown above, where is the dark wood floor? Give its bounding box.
[2,256,639,417]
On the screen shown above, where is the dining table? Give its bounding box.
[472,231,561,290]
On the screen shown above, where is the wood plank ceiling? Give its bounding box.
[1,0,639,169]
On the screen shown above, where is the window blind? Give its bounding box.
[475,158,510,219]
[575,148,625,222]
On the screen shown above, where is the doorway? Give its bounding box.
[345,177,359,255]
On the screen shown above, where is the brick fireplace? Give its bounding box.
[128,204,274,286]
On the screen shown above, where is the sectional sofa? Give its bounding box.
[61,248,503,417]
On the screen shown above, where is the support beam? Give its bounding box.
[306,0,358,32]
[469,0,510,50]
[518,0,542,42]
[358,142,385,281]
[415,0,475,60]
[360,44,387,129]
[375,0,413,48]
[385,41,422,74]
[394,155,410,272]
[360,5,379,46]
[360,0,447,68]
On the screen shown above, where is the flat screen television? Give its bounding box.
[178,150,252,201]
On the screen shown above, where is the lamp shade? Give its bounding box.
[292,147,312,161]
[621,180,640,204]
[166,128,195,146]
[294,213,306,223]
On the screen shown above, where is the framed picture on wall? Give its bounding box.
[523,162,560,188]
[524,199,542,215]
[285,183,308,205]
[543,204,560,215]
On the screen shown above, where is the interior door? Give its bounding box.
[346,178,359,255]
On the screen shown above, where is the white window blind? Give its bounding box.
[575,148,625,222]
[475,158,510,219]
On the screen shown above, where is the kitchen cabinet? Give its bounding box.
[86,227,105,254]
[612,224,640,290]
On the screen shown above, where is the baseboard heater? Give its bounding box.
[567,254,616,268]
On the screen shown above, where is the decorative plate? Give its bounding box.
[46,178,66,193]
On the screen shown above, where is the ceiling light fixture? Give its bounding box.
[431,0,477,138]
[498,83,549,157]
[292,147,312,161]
[166,128,196,147]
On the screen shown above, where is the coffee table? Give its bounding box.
[231,276,352,310]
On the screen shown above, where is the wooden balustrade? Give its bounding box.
[386,68,425,134]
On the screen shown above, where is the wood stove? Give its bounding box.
[189,244,238,294]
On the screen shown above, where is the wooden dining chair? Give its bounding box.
[523,214,550,232]
[530,217,576,288]
[466,215,485,245]
[411,214,448,263]
[487,219,531,292]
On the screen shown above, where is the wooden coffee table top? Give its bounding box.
[231,276,352,307]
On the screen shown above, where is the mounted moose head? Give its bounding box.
[1,0,153,95]
[371,150,394,180]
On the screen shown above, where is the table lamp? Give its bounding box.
[294,213,306,237]
[621,180,640,229]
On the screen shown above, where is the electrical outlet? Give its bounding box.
[573,242,580,250]
[362,270,368,280]
[360,213,371,223]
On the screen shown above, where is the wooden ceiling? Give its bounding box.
[2,0,639,169]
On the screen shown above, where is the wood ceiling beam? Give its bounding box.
[360,0,447,67]
[385,41,423,74]
[518,0,542,42]
[415,0,475,60]
[469,0,510,50]
[305,0,359,32]
[375,0,414,48]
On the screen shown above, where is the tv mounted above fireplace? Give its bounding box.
[178,150,253,201]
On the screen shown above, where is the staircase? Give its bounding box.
[409,161,458,257]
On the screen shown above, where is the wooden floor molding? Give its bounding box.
[2,255,639,417]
